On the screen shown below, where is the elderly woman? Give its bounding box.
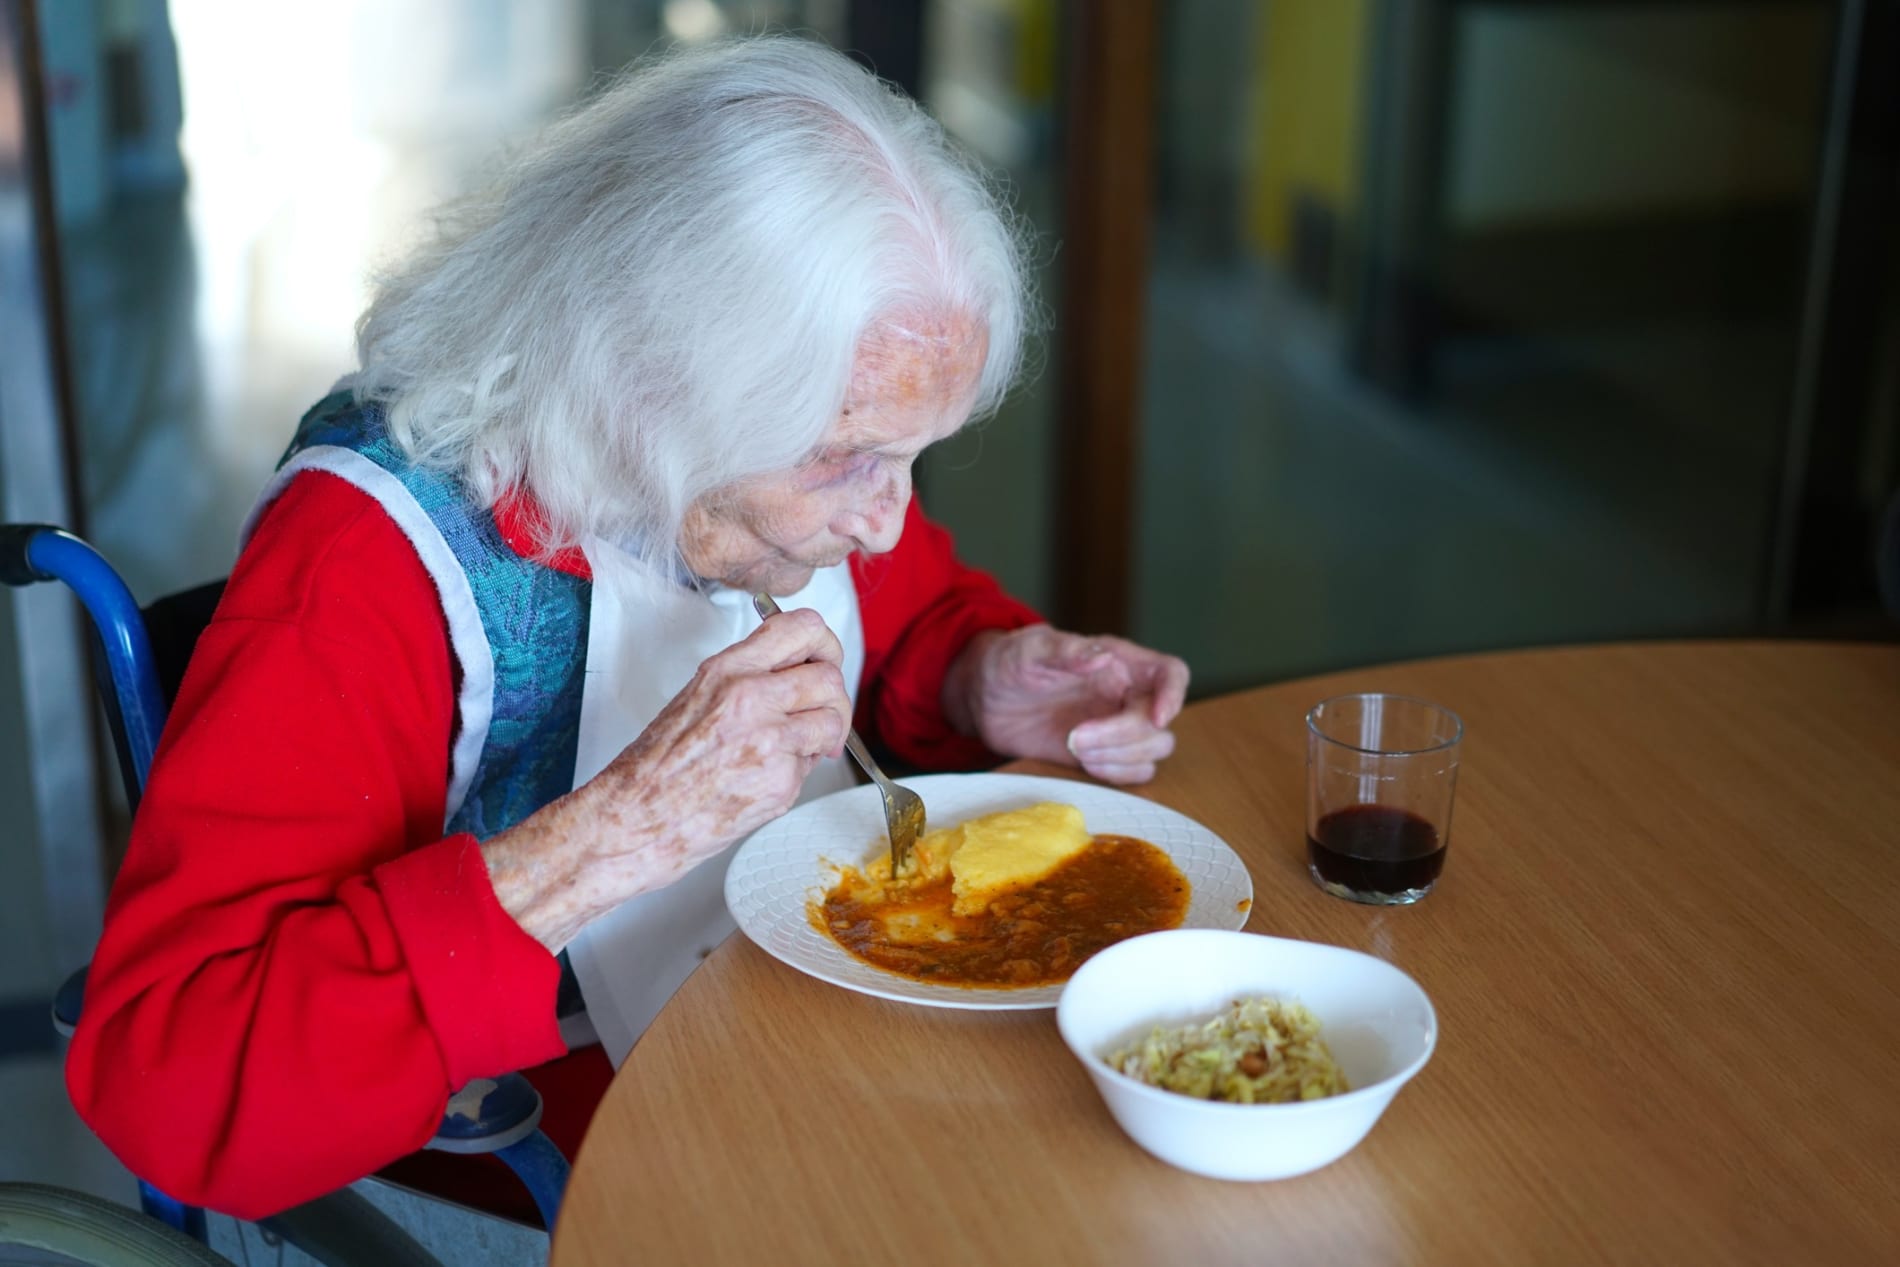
[66,38,1187,1219]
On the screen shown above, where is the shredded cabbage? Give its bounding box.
[1105,997,1349,1104]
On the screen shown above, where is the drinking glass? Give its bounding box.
[1305,694,1463,905]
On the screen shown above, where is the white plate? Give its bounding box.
[724,772,1255,1010]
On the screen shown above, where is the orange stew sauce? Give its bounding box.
[815,835,1190,988]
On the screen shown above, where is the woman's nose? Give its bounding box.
[841,469,910,554]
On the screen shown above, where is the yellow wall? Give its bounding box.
[1246,0,1372,262]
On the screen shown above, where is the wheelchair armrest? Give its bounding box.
[428,1072,544,1155]
[0,523,61,586]
[427,1073,570,1230]
[51,965,88,1038]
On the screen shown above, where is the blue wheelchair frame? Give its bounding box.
[1,524,570,1241]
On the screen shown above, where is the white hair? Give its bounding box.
[352,36,1034,570]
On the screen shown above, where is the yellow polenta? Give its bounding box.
[921,802,1091,916]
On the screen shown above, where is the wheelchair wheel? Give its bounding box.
[0,1183,226,1266]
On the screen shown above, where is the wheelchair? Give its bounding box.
[0,524,570,1266]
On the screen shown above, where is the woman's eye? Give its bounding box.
[805,449,882,488]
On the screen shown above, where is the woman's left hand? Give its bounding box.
[947,626,1190,785]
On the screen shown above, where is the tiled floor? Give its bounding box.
[0,1052,135,1203]
[0,1049,544,1266]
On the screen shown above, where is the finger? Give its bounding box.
[1070,728,1175,767]
[760,660,850,715]
[780,704,851,759]
[1088,640,1187,726]
[1045,631,1116,673]
[1067,706,1164,751]
[720,608,844,674]
[1083,656,1137,704]
[1147,656,1190,727]
[1078,758,1158,786]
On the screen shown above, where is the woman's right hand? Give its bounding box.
[482,607,851,952]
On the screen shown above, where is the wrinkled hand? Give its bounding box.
[954,625,1189,785]
[484,608,850,951]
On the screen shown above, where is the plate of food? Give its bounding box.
[724,772,1255,1009]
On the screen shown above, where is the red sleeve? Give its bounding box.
[64,471,565,1220]
[849,497,1042,769]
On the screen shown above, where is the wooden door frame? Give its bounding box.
[1052,0,1156,635]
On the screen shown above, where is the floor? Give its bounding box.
[1128,241,1791,693]
[0,1054,134,1206]
[0,1051,545,1267]
[0,1047,544,1267]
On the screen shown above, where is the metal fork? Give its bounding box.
[752,592,926,873]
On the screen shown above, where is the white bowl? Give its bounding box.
[1056,929,1437,1181]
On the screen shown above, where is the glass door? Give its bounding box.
[1130,0,1842,691]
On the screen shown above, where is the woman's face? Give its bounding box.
[681,315,988,594]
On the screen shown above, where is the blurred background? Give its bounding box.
[3,0,1897,1210]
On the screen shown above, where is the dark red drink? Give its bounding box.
[1306,804,1445,900]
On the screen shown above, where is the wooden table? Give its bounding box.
[552,642,1900,1266]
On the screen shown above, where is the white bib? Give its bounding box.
[564,542,863,1066]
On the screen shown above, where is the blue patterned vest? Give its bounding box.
[262,391,592,841]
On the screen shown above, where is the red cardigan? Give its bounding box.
[66,470,1038,1218]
